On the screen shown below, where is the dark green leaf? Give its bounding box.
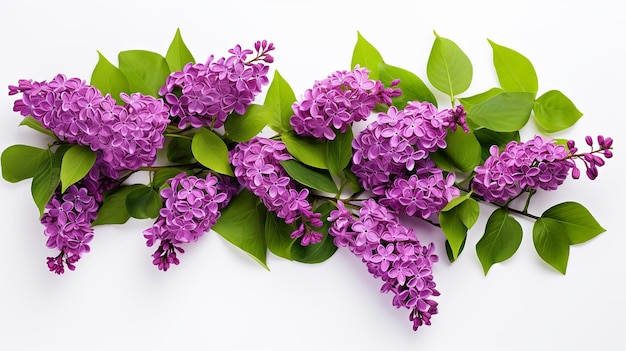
[533,90,583,133]
[351,31,384,79]
[326,129,354,176]
[378,62,437,108]
[31,146,68,217]
[60,145,96,192]
[280,159,338,194]
[476,208,523,275]
[92,185,144,226]
[165,28,195,72]
[467,91,535,132]
[152,168,188,189]
[118,50,170,97]
[213,189,268,269]
[440,194,479,259]
[125,185,162,219]
[19,116,57,139]
[488,39,538,93]
[533,218,570,274]
[1,144,48,183]
[265,70,296,132]
[191,128,233,176]
[540,202,605,245]
[290,202,338,263]
[166,137,194,163]
[437,128,482,172]
[90,51,130,104]
[281,130,328,169]
[225,104,272,142]
[427,31,473,97]
[265,211,297,260]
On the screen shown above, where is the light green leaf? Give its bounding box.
[265,70,296,132]
[540,202,605,245]
[19,116,57,139]
[265,211,297,260]
[92,185,144,226]
[476,208,523,275]
[458,88,503,110]
[60,145,96,192]
[281,130,327,169]
[351,31,384,79]
[213,189,268,269]
[191,128,234,176]
[90,51,130,104]
[378,62,437,108]
[533,90,583,133]
[437,128,482,172]
[488,39,538,93]
[31,146,69,217]
[165,28,195,72]
[427,31,473,98]
[467,91,535,132]
[118,50,171,97]
[326,129,353,176]
[440,195,479,259]
[533,218,570,274]
[1,144,48,183]
[125,185,162,219]
[280,159,338,194]
[225,104,272,142]
[290,202,338,263]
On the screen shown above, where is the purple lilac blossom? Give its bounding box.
[230,137,323,245]
[328,199,439,331]
[143,173,236,271]
[472,135,575,203]
[159,40,274,129]
[567,135,613,180]
[289,66,401,140]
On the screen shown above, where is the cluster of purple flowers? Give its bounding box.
[143,173,237,271]
[290,66,401,140]
[472,135,575,202]
[328,199,440,331]
[9,74,171,178]
[159,40,274,130]
[567,135,613,180]
[230,137,323,246]
[352,102,466,218]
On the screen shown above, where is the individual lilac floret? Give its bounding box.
[289,66,401,140]
[566,135,613,180]
[472,135,574,203]
[230,137,323,246]
[143,173,234,271]
[327,199,440,331]
[159,40,274,129]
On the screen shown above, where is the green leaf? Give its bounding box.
[191,128,234,176]
[458,88,503,110]
[488,39,538,93]
[540,202,605,245]
[445,237,466,263]
[351,31,384,79]
[152,168,187,189]
[281,130,327,169]
[125,185,162,219]
[213,189,268,269]
[118,50,170,97]
[265,70,296,132]
[92,185,144,226]
[440,194,479,259]
[60,145,96,192]
[165,28,195,72]
[280,159,338,194]
[166,137,194,163]
[476,208,523,275]
[19,116,57,139]
[265,211,297,260]
[225,104,272,142]
[533,217,570,274]
[427,31,473,98]
[31,146,68,217]
[473,128,520,156]
[1,144,48,183]
[467,91,535,132]
[290,202,338,263]
[90,51,130,104]
[378,62,437,108]
[437,128,482,172]
[533,90,583,133]
[326,129,354,176]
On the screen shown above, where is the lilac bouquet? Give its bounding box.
[1,29,613,331]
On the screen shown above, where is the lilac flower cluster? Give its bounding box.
[352,102,466,218]
[289,66,401,140]
[472,135,575,202]
[230,137,323,246]
[9,75,170,178]
[567,135,613,180]
[159,40,274,130]
[42,160,116,274]
[328,199,440,331]
[143,173,237,271]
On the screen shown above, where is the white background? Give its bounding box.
[1,1,624,350]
